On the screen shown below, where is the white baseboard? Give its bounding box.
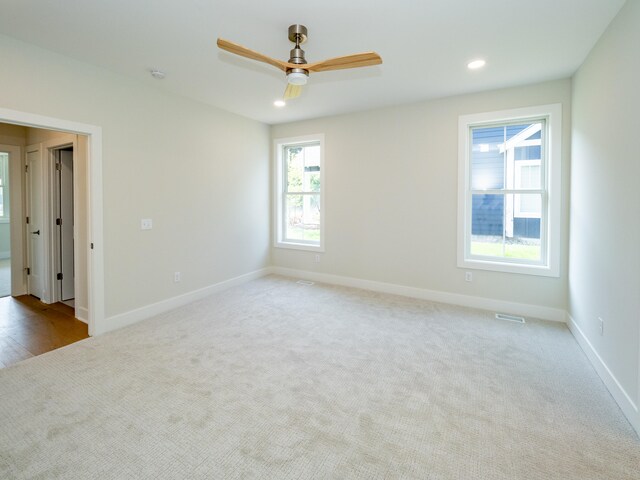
[99,267,272,335]
[567,313,639,435]
[75,306,89,324]
[271,267,566,322]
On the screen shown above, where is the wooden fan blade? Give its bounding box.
[217,38,288,72]
[306,52,382,72]
[283,83,303,100]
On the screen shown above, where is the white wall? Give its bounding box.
[0,34,270,323]
[569,0,640,434]
[272,80,571,314]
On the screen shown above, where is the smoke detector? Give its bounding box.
[150,69,166,80]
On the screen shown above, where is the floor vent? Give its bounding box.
[495,313,525,324]
[296,280,315,286]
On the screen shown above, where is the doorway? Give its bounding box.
[25,136,84,314]
[0,107,104,336]
[54,147,75,305]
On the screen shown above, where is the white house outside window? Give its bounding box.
[457,104,561,276]
[274,134,324,251]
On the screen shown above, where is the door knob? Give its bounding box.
[31,230,40,235]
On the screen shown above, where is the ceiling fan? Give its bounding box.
[217,25,382,101]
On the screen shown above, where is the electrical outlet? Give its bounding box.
[598,317,604,336]
[141,218,153,230]
[314,254,320,263]
[174,272,181,283]
[465,271,473,282]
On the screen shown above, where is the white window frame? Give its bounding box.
[457,104,561,277]
[274,134,325,252]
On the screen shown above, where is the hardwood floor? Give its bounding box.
[0,295,89,369]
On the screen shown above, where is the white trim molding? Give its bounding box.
[273,134,325,253]
[271,266,566,322]
[99,268,272,335]
[76,307,89,324]
[457,104,562,277]
[567,313,639,435]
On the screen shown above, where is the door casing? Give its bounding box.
[0,107,104,336]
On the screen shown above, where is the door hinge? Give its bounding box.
[57,273,63,280]
[90,243,94,250]
[56,218,61,226]
[26,216,30,224]
[56,162,61,171]
[25,165,28,173]
[26,267,30,275]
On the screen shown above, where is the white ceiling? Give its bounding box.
[0,0,626,125]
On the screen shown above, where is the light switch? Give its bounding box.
[141,218,153,230]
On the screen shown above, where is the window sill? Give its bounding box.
[0,218,9,224]
[275,241,324,253]
[459,257,559,277]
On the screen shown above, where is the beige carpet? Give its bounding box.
[0,275,638,479]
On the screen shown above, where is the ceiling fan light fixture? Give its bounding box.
[287,71,308,85]
[273,99,286,107]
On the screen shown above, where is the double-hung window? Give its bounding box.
[458,104,561,276]
[274,134,324,251]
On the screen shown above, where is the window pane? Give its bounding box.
[471,193,541,261]
[285,194,320,243]
[471,126,505,190]
[303,144,320,193]
[285,146,304,193]
[286,144,320,193]
[472,193,503,237]
[472,122,544,191]
[515,192,542,218]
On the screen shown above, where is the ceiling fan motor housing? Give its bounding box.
[287,24,309,84]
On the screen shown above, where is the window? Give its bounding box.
[458,104,561,276]
[0,153,9,222]
[274,135,324,251]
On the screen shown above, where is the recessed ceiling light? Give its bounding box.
[274,100,286,108]
[150,69,166,79]
[467,59,486,70]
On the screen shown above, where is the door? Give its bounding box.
[59,149,74,301]
[27,148,44,299]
